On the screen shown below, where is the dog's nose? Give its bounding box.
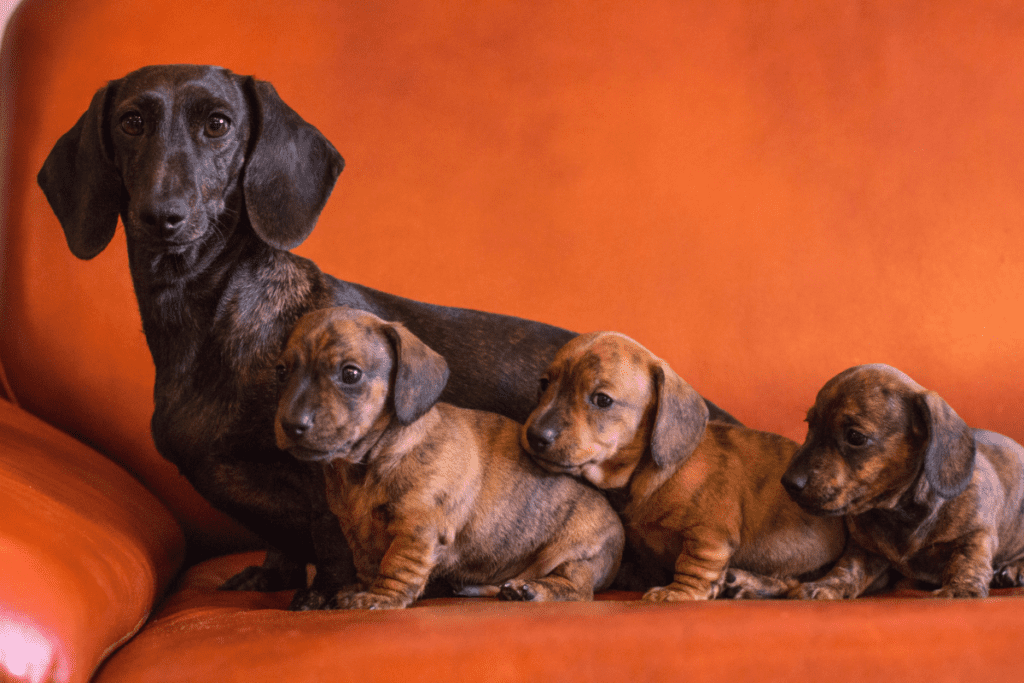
[525,426,558,454]
[781,470,808,498]
[281,416,313,441]
[140,202,189,236]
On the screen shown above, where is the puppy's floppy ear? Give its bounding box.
[381,322,450,425]
[915,390,975,499]
[37,82,123,259]
[649,360,709,468]
[241,77,345,251]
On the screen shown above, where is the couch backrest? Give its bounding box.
[4,0,1024,548]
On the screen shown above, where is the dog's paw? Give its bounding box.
[334,591,407,610]
[786,582,846,600]
[288,586,333,611]
[992,565,1024,588]
[497,581,540,602]
[719,570,794,600]
[642,585,706,602]
[933,584,987,599]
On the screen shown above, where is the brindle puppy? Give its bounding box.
[37,64,735,606]
[521,332,845,601]
[782,363,1024,598]
[274,307,624,608]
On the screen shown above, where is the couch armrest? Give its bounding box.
[0,398,185,683]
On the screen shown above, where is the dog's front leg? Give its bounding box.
[934,529,997,598]
[642,531,733,601]
[787,541,890,599]
[335,532,438,609]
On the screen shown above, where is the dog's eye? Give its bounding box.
[591,392,614,409]
[844,428,868,447]
[120,113,145,136]
[205,114,231,138]
[340,365,362,385]
[538,377,550,394]
[275,363,289,383]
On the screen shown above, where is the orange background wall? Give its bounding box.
[3,0,1024,550]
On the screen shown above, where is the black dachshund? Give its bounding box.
[38,64,734,608]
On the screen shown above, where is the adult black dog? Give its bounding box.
[38,64,735,608]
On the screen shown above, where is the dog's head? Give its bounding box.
[782,363,976,516]
[521,332,709,489]
[274,307,450,464]
[38,64,344,261]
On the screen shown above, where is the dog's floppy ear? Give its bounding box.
[649,360,709,468]
[37,83,123,259]
[381,322,450,425]
[242,77,345,251]
[915,390,976,499]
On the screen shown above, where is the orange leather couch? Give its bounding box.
[3,1,1024,681]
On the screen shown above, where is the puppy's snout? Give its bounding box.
[525,424,559,454]
[140,202,189,237]
[280,413,314,441]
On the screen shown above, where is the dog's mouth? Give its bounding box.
[286,445,338,463]
[528,451,591,476]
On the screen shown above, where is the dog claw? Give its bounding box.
[497,581,539,601]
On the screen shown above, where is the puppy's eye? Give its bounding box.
[275,363,288,383]
[538,377,550,394]
[120,112,145,136]
[591,392,614,409]
[844,428,868,447]
[205,114,230,138]
[340,365,362,385]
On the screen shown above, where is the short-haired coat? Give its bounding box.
[274,307,624,608]
[522,331,845,600]
[782,363,1024,598]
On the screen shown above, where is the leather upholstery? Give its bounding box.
[3,0,1024,680]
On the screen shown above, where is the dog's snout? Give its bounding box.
[140,202,189,235]
[526,425,559,454]
[281,414,314,441]
[781,469,808,498]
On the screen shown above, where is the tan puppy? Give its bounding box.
[522,331,845,601]
[782,363,1024,598]
[274,307,624,609]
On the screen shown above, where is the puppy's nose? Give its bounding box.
[525,426,558,454]
[781,470,808,498]
[281,416,313,441]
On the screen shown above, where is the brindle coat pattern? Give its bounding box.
[37,65,738,605]
[522,332,845,600]
[275,307,624,608]
[782,364,1024,598]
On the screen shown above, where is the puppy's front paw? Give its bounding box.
[335,591,407,610]
[992,565,1024,588]
[219,563,306,592]
[933,584,987,599]
[786,582,845,600]
[642,585,707,602]
[497,581,540,602]
[719,570,795,599]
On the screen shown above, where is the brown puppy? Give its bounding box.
[782,363,1024,598]
[522,332,845,601]
[274,307,624,608]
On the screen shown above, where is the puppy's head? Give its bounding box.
[274,306,449,463]
[782,363,975,516]
[521,332,709,489]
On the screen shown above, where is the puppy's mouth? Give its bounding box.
[286,445,338,463]
[528,451,590,475]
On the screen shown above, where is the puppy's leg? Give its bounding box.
[643,532,732,601]
[498,509,624,602]
[787,542,890,599]
[720,568,799,599]
[933,530,996,598]
[335,532,438,609]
